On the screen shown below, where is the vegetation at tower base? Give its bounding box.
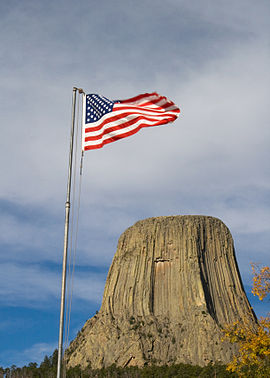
[0,358,237,377]
[0,349,58,378]
[63,362,237,377]
[222,264,270,377]
[66,215,257,369]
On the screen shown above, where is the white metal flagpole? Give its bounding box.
[57,86,84,378]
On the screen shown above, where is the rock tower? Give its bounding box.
[66,215,256,368]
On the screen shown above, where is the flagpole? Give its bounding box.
[57,86,80,378]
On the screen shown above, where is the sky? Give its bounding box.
[0,0,269,368]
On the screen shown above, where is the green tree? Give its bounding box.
[0,366,4,378]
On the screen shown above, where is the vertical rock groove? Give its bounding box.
[66,215,256,369]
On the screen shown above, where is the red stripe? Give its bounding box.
[85,110,176,134]
[85,113,177,141]
[84,118,172,150]
[122,96,168,108]
[115,104,180,114]
[119,92,158,104]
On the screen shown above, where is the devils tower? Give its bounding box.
[66,215,256,368]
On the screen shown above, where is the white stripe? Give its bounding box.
[84,112,175,138]
[165,105,179,111]
[122,93,160,105]
[114,102,165,109]
[84,117,172,147]
[113,103,173,112]
[84,107,177,131]
[153,98,171,107]
[112,107,176,117]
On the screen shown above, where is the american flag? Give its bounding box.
[82,92,180,150]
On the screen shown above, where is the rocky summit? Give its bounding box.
[66,215,256,369]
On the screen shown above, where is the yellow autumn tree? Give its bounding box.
[223,264,270,377]
[251,264,270,301]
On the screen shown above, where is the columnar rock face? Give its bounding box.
[66,216,256,369]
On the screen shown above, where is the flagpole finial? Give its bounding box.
[72,86,85,94]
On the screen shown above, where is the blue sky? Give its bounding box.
[0,0,269,368]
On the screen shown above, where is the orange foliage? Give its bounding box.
[223,318,270,376]
[251,264,270,301]
[222,264,270,376]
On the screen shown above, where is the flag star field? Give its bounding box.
[85,95,115,123]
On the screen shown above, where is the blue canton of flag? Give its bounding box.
[85,94,116,124]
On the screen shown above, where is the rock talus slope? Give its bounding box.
[66,215,256,368]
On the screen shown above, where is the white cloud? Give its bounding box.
[0,263,105,307]
[0,342,57,368]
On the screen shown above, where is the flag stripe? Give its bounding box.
[85,116,173,143]
[84,99,179,132]
[85,113,174,141]
[114,104,179,114]
[119,92,169,105]
[119,92,159,104]
[85,109,178,134]
[82,92,180,150]
[84,118,173,150]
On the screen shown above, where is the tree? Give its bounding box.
[251,264,270,301]
[0,367,4,378]
[40,355,50,370]
[223,264,270,377]
[50,349,58,367]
